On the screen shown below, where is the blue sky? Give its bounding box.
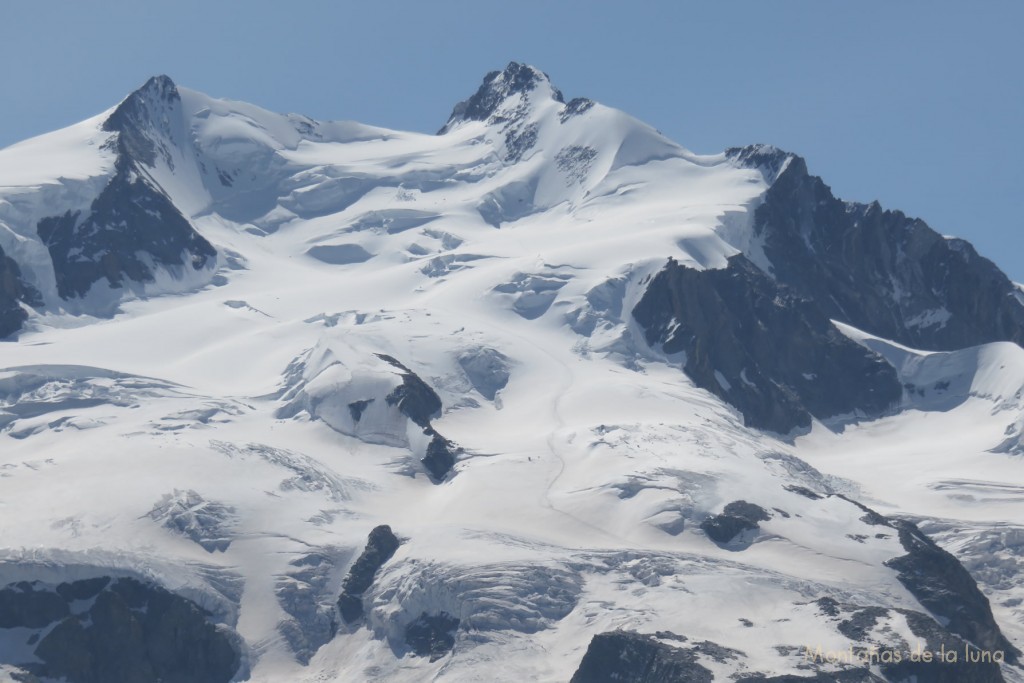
[3,1,1022,278]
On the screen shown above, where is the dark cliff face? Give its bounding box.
[36,76,216,302]
[337,525,401,624]
[0,577,242,683]
[633,254,902,433]
[102,75,181,167]
[376,353,459,481]
[570,631,713,683]
[37,156,216,300]
[404,612,460,661]
[0,246,42,339]
[632,144,1024,432]
[837,495,1019,665]
[700,500,771,546]
[376,354,443,428]
[811,598,1005,683]
[728,144,1024,352]
[440,61,564,133]
[886,521,1020,663]
[571,598,1010,683]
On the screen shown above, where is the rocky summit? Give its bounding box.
[0,63,1021,682]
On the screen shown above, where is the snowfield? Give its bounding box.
[0,64,1022,682]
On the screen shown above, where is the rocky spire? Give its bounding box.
[102,75,181,166]
[439,62,565,134]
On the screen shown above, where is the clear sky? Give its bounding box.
[3,1,1022,278]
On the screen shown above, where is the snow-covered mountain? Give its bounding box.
[1,63,1023,682]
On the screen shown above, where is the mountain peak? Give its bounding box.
[102,75,181,166]
[138,74,178,97]
[105,75,180,127]
[440,62,565,133]
[726,144,805,185]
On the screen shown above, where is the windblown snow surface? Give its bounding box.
[0,66,1022,682]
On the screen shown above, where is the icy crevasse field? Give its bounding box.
[0,65,1022,682]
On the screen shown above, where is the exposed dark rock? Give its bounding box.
[821,497,1019,663]
[784,485,823,500]
[375,353,459,480]
[572,614,1007,683]
[833,494,891,527]
[836,606,888,641]
[348,398,373,421]
[882,609,1007,682]
[811,597,1006,683]
[55,577,110,602]
[728,143,1024,352]
[37,153,216,300]
[689,640,744,663]
[376,354,442,428]
[724,144,795,184]
[342,526,401,595]
[555,145,598,184]
[404,611,459,661]
[700,514,758,545]
[504,122,539,163]
[723,500,771,522]
[0,245,42,339]
[437,63,559,163]
[0,584,70,628]
[560,97,595,122]
[0,577,241,683]
[440,62,563,133]
[337,525,401,623]
[633,255,901,433]
[886,520,1020,663]
[815,596,842,617]
[701,500,772,545]
[102,75,180,167]
[570,631,713,683]
[337,592,364,624]
[422,433,456,481]
[35,75,215,303]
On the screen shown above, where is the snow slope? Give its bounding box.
[0,64,1022,682]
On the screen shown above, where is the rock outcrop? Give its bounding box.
[570,631,712,683]
[37,76,216,302]
[886,521,1020,664]
[838,496,1018,664]
[337,525,401,623]
[404,612,460,661]
[439,62,564,133]
[633,255,902,433]
[0,577,242,683]
[376,353,460,481]
[0,246,41,339]
[700,500,770,545]
[37,156,215,301]
[728,144,1024,352]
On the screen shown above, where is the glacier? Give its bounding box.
[0,62,1022,682]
